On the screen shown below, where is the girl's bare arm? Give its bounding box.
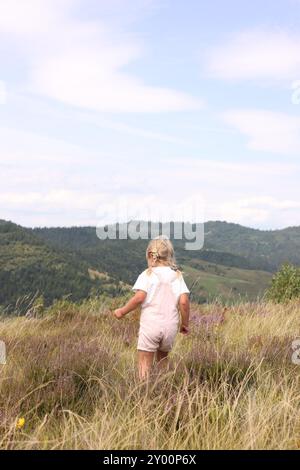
[114,290,147,319]
[178,293,190,334]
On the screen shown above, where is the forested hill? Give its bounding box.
[0,220,127,311]
[1,219,300,311]
[31,221,300,304]
[33,221,300,280]
[203,221,300,271]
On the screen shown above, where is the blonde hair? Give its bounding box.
[146,236,181,276]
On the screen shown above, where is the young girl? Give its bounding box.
[113,237,190,380]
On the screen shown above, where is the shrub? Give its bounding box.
[267,263,300,302]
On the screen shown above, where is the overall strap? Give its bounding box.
[152,269,177,307]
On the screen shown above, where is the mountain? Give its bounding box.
[33,220,300,276]
[182,260,271,304]
[32,222,283,303]
[202,221,300,271]
[2,219,300,311]
[0,220,127,312]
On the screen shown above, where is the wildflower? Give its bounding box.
[16,417,25,429]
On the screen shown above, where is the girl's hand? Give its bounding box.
[113,308,125,319]
[180,324,189,335]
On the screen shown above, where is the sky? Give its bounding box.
[1,0,300,229]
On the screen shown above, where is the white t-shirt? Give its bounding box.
[132,266,190,308]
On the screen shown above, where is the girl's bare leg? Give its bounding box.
[138,351,155,380]
[156,350,169,372]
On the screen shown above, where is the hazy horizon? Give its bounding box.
[3,217,300,233]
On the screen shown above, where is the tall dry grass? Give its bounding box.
[0,297,300,449]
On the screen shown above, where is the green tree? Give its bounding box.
[267,263,300,303]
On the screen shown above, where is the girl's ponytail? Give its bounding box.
[145,236,182,277]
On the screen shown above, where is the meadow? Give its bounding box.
[0,296,299,450]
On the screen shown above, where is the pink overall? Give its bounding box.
[137,269,180,352]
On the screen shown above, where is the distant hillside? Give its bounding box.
[0,220,127,312]
[2,219,299,311]
[32,222,282,303]
[203,221,300,271]
[33,220,300,276]
[182,261,271,304]
[33,226,148,284]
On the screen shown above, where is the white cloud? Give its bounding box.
[0,0,201,112]
[0,80,6,104]
[0,126,86,166]
[77,111,198,145]
[222,109,300,154]
[1,125,300,228]
[0,189,116,229]
[31,49,201,113]
[219,197,300,229]
[0,190,106,210]
[0,0,71,34]
[206,29,300,81]
[2,187,300,230]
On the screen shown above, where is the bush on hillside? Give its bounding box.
[267,263,300,302]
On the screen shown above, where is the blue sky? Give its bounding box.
[1,0,300,229]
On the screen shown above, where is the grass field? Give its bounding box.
[0,296,299,450]
[182,261,272,303]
